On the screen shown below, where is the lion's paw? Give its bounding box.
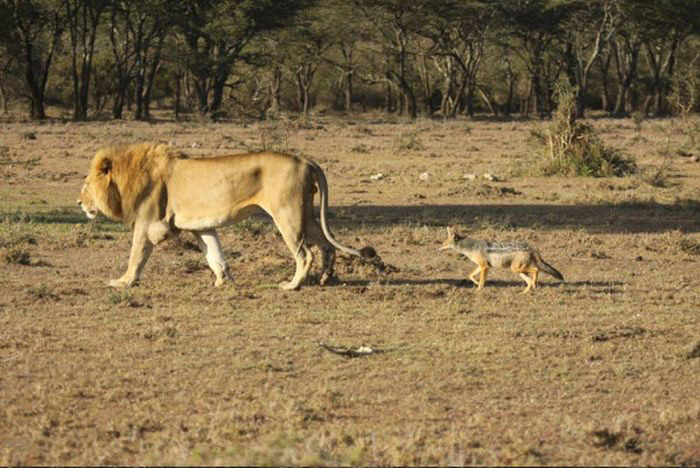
[109,278,136,288]
[278,281,300,291]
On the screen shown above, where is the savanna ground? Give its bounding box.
[1,112,699,465]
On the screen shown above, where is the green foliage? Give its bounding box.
[533,78,636,177]
[2,0,700,120]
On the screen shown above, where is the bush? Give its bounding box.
[532,78,636,177]
[4,247,31,265]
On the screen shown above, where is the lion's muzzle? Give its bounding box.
[77,199,97,219]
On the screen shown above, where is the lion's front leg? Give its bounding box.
[110,224,154,288]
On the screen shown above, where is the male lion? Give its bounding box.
[77,143,374,289]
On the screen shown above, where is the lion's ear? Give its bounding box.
[99,157,112,175]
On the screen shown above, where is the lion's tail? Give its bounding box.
[308,160,376,259]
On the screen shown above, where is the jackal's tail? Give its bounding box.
[534,252,564,281]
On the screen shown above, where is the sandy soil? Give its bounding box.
[1,113,699,465]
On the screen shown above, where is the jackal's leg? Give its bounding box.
[467,266,482,286]
[528,266,539,290]
[477,263,489,290]
[518,272,535,293]
[513,261,538,293]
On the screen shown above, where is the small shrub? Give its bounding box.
[679,238,700,255]
[350,144,370,153]
[643,154,674,188]
[392,131,425,154]
[4,247,31,265]
[28,284,58,300]
[631,112,645,133]
[668,56,700,149]
[259,113,295,152]
[108,290,144,307]
[532,78,636,177]
[182,259,205,274]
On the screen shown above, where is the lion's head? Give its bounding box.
[77,151,123,220]
[78,143,177,223]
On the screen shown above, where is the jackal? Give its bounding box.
[439,226,564,293]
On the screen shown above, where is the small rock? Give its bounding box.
[463,173,477,181]
[635,256,643,261]
[190,142,200,148]
[369,173,384,181]
[483,173,498,182]
[419,172,430,181]
[692,155,700,163]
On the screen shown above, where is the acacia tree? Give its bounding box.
[108,0,168,120]
[609,6,642,115]
[0,12,14,114]
[318,0,368,112]
[631,0,700,115]
[65,0,106,121]
[278,7,332,115]
[353,0,426,118]
[171,0,307,118]
[495,0,569,117]
[419,0,493,117]
[559,0,617,118]
[0,55,14,114]
[2,0,66,119]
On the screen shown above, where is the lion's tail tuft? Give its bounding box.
[359,246,377,259]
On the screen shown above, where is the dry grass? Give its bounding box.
[1,113,699,465]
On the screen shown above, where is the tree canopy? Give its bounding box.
[1,0,699,120]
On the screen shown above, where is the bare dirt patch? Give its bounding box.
[1,115,699,465]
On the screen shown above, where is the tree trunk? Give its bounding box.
[384,80,393,114]
[67,0,104,121]
[0,79,7,115]
[112,88,125,119]
[478,86,497,117]
[612,36,641,116]
[210,75,227,117]
[597,53,612,112]
[465,82,476,117]
[174,72,182,121]
[344,71,353,111]
[504,59,516,115]
[267,66,282,117]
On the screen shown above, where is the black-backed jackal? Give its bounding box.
[439,226,564,293]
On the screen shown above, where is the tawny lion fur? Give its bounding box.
[78,143,373,290]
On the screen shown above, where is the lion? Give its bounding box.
[77,143,374,289]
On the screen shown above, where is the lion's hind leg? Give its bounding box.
[306,219,335,285]
[272,212,314,291]
[194,229,232,287]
